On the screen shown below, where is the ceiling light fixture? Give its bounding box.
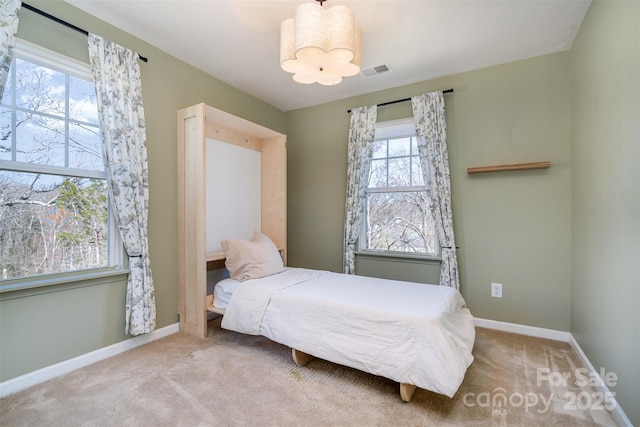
[280,0,361,86]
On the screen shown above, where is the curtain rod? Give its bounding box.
[347,88,453,113]
[21,2,148,63]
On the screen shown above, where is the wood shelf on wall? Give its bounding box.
[466,161,551,174]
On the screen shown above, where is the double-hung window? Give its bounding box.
[360,118,438,257]
[0,39,120,282]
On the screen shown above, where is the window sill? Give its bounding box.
[355,250,441,263]
[0,268,130,301]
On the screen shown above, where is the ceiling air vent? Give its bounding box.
[362,64,391,77]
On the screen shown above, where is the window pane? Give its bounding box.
[411,157,424,186]
[69,75,99,125]
[365,191,437,255]
[1,65,11,103]
[0,171,108,279]
[15,111,65,166]
[411,137,419,155]
[388,137,410,157]
[69,123,103,170]
[364,124,437,256]
[388,157,410,187]
[372,140,387,159]
[369,159,387,188]
[0,107,10,160]
[15,58,65,118]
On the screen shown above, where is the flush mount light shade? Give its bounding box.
[280,2,361,85]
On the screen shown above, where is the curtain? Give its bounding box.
[343,105,377,274]
[411,92,460,290]
[0,0,21,95]
[88,33,155,336]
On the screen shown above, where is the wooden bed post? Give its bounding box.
[177,104,207,339]
[291,348,315,366]
[399,383,417,402]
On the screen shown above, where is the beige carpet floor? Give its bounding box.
[0,327,618,426]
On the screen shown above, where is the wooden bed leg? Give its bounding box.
[399,383,417,402]
[291,348,315,366]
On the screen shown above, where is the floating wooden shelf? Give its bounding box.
[467,161,551,174]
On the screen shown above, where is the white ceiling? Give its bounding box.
[63,0,591,112]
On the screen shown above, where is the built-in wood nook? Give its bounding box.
[177,103,287,338]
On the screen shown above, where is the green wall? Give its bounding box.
[0,0,285,382]
[2,2,638,424]
[570,1,640,425]
[286,52,572,331]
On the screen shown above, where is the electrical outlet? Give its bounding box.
[491,282,503,298]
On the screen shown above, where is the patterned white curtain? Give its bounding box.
[411,92,460,290]
[88,34,155,335]
[0,0,21,95]
[343,105,377,274]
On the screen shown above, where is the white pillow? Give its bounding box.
[220,231,285,281]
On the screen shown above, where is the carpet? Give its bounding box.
[0,327,618,426]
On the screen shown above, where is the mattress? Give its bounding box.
[213,278,239,309]
[221,268,475,398]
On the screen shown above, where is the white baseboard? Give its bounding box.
[475,317,632,427]
[568,334,633,427]
[474,317,572,342]
[0,323,179,398]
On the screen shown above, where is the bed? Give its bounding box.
[211,232,475,402]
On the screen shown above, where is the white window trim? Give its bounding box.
[0,267,128,295]
[357,118,440,260]
[0,38,124,286]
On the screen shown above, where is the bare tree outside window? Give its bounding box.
[363,135,438,256]
[0,45,111,280]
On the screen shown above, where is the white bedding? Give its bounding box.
[221,268,475,398]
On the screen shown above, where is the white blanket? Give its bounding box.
[221,268,475,397]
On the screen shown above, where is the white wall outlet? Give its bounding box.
[491,282,503,298]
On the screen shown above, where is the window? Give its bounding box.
[360,118,438,257]
[0,39,120,281]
